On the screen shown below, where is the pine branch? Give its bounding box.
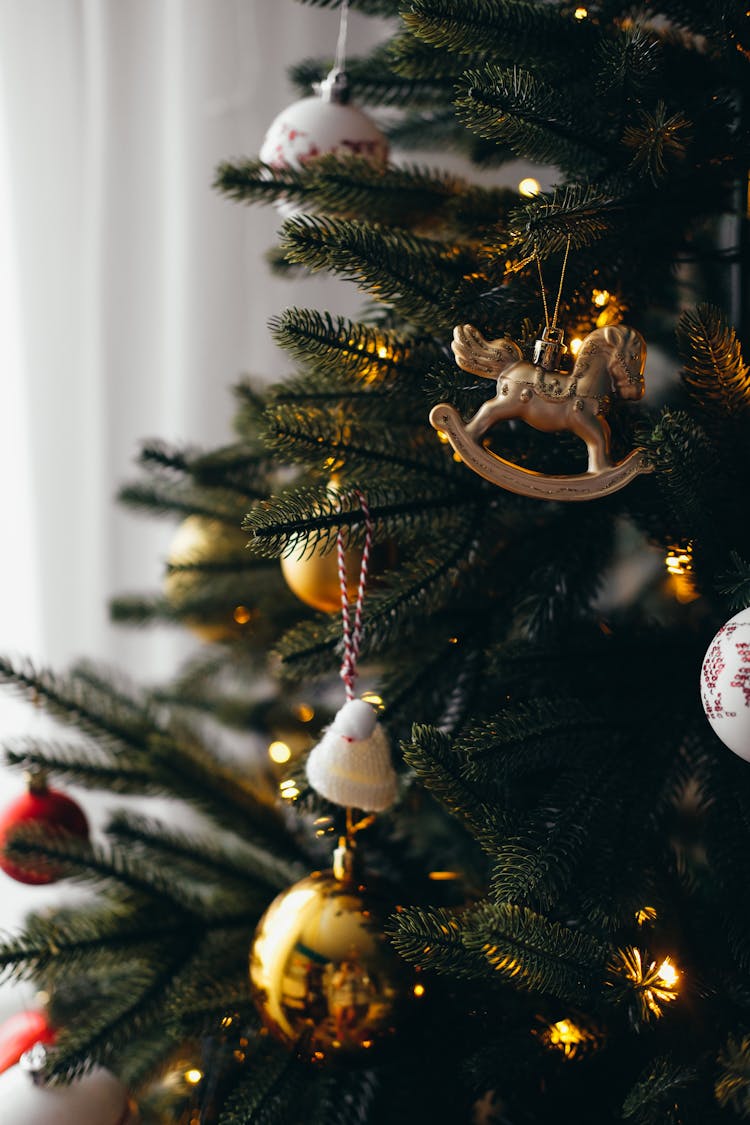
[677,303,750,419]
[273,511,491,676]
[595,24,662,102]
[455,66,608,172]
[136,439,270,494]
[3,828,210,912]
[488,758,628,911]
[390,901,609,1004]
[118,482,249,522]
[717,1034,750,1116]
[386,904,491,976]
[106,811,303,892]
[244,480,472,557]
[279,215,493,330]
[217,1040,310,1125]
[47,947,197,1080]
[510,180,632,255]
[290,49,455,108]
[0,906,190,982]
[308,1071,380,1125]
[4,738,158,795]
[403,725,498,841]
[264,368,427,427]
[717,551,750,613]
[402,0,594,58]
[0,658,154,752]
[622,1056,699,1124]
[464,902,609,1003]
[270,308,439,382]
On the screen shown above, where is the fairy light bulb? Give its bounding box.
[574,6,588,18]
[570,337,584,356]
[268,740,292,764]
[656,957,679,989]
[518,177,541,198]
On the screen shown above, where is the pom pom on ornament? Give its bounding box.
[260,69,388,219]
[701,606,750,761]
[0,775,89,884]
[306,699,397,813]
[0,1044,138,1125]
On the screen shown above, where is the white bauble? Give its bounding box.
[0,1058,137,1125]
[260,90,388,219]
[701,607,750,761]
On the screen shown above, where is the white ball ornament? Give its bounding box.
[0,1046,138,1125]
[260,70,389,219]
[701,606,750,761]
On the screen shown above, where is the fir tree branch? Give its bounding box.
[403,724,500,842]
[4,738,158,794]
[510,180,632,255]
[622,1056,699,1123]
[464,901,609,1003]
[244,481,473,557]
[455,66,608,172]
[217,1040,310,1125]
[106,811,303,892]
[270,308,438,382]
[402,0,593,58]
[290,50,455,107]
[279,215,493,329]
[677,303,750,419]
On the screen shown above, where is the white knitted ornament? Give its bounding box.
[306,699,397,812]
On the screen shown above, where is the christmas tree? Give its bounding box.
[1,1,750,1122]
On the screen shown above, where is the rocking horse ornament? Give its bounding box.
[430,250,652,500]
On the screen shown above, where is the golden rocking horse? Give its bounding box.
[429,322,652,501]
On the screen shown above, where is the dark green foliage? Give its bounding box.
[218,154,516,235]
[678,303,750,420]
[290,45,457,107]
[622,1056,699,1123]
[716,1034,750,1116]
[455,66,607,172]
[279,214,501,330]
[402,0,594,59]
[3,0,750,1121]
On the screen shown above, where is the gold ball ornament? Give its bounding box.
[250,842,411,1061]
[280,541,363,615]
[164,516,252,642]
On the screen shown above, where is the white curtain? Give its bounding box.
[0,0,390,680]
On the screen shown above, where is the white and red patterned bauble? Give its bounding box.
[0,1047,137,1124]
[260,70,388,219]
[701,607,750,760]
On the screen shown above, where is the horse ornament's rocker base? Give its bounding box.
[429,323,653,502]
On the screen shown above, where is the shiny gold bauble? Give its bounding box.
[250,850,411,1061]
[280,542,363,615]
[164,516,251,643]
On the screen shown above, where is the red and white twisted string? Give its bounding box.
[337,490,373,701]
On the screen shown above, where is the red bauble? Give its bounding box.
[0,785,89,884]
[0,1010,55,1074]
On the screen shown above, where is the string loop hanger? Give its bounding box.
[316,0,351,105]
[533,236,572,372]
